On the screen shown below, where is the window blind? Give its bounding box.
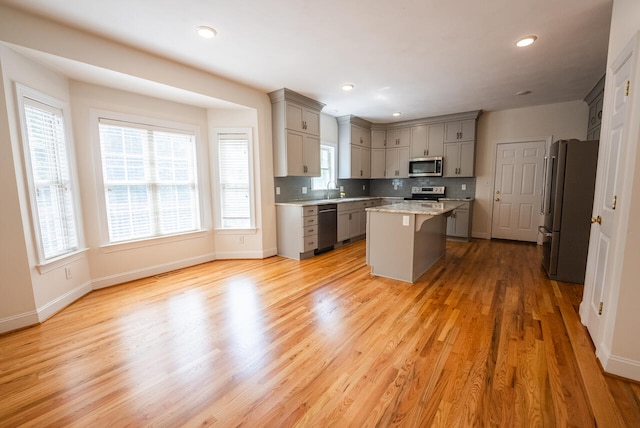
[217,133,251,228]
[98,119,200,243]
[23,98,79,260]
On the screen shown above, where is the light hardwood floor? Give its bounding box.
[1,239,639,427]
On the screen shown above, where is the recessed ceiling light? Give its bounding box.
[516,35,537,47]
[342,84,354,91]
[516,90,532,96]
[196,26,217,39]
[392,112,402,117]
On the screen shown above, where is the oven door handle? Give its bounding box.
[538,226,552,237]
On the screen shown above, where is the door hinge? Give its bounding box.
[625,80,630,97]
[612,195,617,210]
[599,301,603,315]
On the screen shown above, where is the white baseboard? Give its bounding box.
[91,253,216,289]
[216,248,277,259]
[0,310,39,334]
[599,348,640,382]
[37,281,93,323]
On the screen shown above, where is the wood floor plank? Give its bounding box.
[1,238,638,427]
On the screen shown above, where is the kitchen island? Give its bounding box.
[366,201,463,282]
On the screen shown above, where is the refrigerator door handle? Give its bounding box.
[540,156,548,215]
[538,226,552,237]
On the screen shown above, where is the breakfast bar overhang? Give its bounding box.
[366,201,463,282]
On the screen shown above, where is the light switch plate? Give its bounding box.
[276,186,281,195]
[462,184,467,190]
[302,186,307,194]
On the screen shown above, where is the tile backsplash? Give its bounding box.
[274,176,475,202]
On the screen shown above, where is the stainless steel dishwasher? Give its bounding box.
[315,203,337,254]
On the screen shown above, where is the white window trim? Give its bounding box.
[90,109,205,247]
[311,141,338,191]
[15,83,85,268]
[211,127,257,232]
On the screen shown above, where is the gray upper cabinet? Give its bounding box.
[585,75,605,141]
[338,115,373,179]
[410,123,445,158]
[269,88,325,177]
[444,119,476,143]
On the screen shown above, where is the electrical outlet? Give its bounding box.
[462,184,467,190]
[276,186,281,195]
[65,267,72,279]
[394,184,399,190]
[362,185,366,190]
[340,186,344,192]
[302,186,307,194]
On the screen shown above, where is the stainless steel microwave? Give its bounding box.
[408,157,443,177]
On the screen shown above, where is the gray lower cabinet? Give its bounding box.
[337,199,381,242]
[446,201,473,241]
[276,204,318,259]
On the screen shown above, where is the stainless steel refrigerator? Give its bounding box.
[540,139,599,283]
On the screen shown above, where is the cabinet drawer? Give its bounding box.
[303,225,317,236]
[303,215,318,227]
[303,234,318,252]
[302,206,318,216]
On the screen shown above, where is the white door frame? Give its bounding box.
[489,136,553,243]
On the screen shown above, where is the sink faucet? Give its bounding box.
[326,180,338,199]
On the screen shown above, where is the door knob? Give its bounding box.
[495,198,500,202]
[591,216,602,224]
[496,190,500,194]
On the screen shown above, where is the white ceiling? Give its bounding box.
[2,0,612,122]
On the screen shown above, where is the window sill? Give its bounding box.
[214,228,258,235]
[37,248,89,274]
[100,230,208,253]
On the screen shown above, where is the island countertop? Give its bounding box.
[366,201,463,216]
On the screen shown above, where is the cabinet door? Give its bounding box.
[594,94,603,129]
[397,127,411,147]
[337,212,350,241]
[460,119,475,141]
[361,147,371,178]
[458,141,475,177]
[349,211,360,238]
[443,142,460,177]
[397,146,410,178]
[351,125,363,146]
[446,214,456,236]
[444,121,461,143]
[386,129,397,146]
[454,208,470,237]
[286,130,305,175]
[359,209,367,236]
[350,144,360,177]
[361,127,371,147]
[285,102,304,133]
[371,130,386,148]
[385,147,399,177]
[303,108,320,135]
[428,123,445,156]
[304,135,321,176]
[371,148,386,178]
[410,125,428,158]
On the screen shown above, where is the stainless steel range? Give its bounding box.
[405,186,445,201]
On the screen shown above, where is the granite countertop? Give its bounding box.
[275,196,382,206]
[438,197,475,202]
[367,200,464,215]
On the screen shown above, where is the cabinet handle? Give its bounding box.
[598,111,602,120]
[360,170,363,177]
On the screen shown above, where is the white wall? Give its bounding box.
[0,4,277,332]
[473,101,589,239]
[0,45,92,332]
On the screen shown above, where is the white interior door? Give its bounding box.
[491,140,546,241]
[581,41,633,342]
